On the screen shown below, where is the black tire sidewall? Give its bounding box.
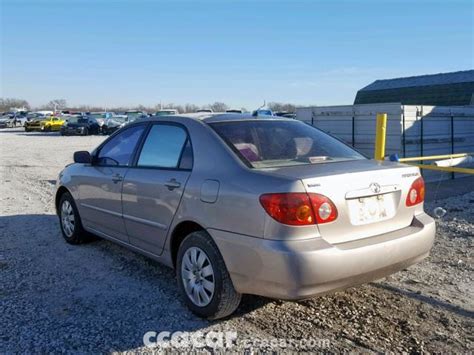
[176,232,226,318]
[58,192,84,243]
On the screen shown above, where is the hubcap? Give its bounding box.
[181,247,215,307]
[61,200,75,237]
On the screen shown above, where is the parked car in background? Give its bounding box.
[36,110,54,116]
[196,109,213,113]
[0,113,27,128]
[102,114,129,135]
[0,115,14,128]
[55,113,435,320]
[274,112,296,119]
[69,112,88,117]
[154,109,178,116]
[25,115,65,132]
[126,110,148,121]
[26,112,45,121]
[226,109,243,114]
[61,116,100,136]
[88,112,113,131]
[252,108,274,117]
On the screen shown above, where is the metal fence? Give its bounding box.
[296,103,474,181]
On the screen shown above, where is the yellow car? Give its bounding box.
[25,116,65,132]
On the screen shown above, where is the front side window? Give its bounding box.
[96,125,145,166]
[211,120,366,168]
[137,124,190,169]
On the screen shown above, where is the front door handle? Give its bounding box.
[112,173,123,184]
[165,178,181,190]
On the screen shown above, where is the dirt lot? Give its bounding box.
[1,128,472,353]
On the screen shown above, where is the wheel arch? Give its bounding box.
[55,186,71,214]
[169,220,206,268]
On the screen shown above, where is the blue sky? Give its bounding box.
[1,0,473,109]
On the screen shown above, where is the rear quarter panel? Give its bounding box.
[165,118,313,249]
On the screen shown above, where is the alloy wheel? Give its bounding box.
[181,247,215,307]
[61,200,75,237]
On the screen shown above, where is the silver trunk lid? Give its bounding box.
[266,159,422,244]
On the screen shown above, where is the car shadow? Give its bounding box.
[0,129,61,136]
[373,283,474,318]
[0,130,104,137]
[0,213,269,352]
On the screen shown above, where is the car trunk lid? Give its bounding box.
[263,160,421,244]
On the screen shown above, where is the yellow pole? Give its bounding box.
[406,163,474,174]
[398,153,471,162]
[374,113,387,161]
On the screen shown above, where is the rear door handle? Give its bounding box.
[165,178,181,190]
[112,174,123,183]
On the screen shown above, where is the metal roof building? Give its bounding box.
[354,70,474,106]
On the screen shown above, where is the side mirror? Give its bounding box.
[73,151,92,164]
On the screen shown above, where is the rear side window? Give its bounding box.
[97,125,145,166]
[211,120,365,168]
[137,124,191,169]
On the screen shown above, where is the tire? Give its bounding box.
[83,128,89,136]
[58,192,92,244]
[176,231,241,320]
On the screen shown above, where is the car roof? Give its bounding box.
[143,112,291,124]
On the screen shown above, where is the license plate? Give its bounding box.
[349,194,395,225]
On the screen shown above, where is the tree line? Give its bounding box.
[1,98,300,114]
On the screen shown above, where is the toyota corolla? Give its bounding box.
[55,113,435,319]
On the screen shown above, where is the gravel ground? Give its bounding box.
[0,127,472,353]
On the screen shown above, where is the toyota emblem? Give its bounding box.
[370,183,381,193]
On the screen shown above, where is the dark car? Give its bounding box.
[61,116,100,136]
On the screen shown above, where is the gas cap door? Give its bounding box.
[200,179,220,203]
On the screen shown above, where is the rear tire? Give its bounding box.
[58,192,92,244]
[176,231,241,320]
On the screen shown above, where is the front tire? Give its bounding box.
[58,192,91,244]
[176,231,241,319]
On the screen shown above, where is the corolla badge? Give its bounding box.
[369,182,381,193]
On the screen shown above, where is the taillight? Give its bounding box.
[406,176,425,206]
[259,193,314,225]
[259,193,337,226]
[308,193,338,224]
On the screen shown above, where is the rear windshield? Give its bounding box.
[210,120,366,168]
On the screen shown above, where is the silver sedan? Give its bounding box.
[55,113,435,319]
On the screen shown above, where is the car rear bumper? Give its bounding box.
[209,213,435,300]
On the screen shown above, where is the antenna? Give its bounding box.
[257,100,266,110]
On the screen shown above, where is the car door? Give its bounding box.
[78,124,147,242]
[122,123,193,255]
